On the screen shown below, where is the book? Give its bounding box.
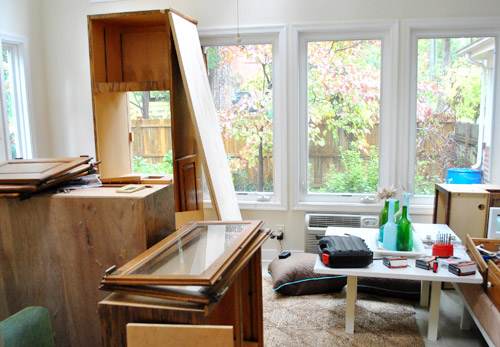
[383,256,408,268]
[448,261,477,276]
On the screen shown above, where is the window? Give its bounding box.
[0,36,32,161]
[414,37,495,195]
[402,19,500,208]
[127,91,173,175]
[200,27,286,210]
[294,22,398,207]
[307,39,381,194]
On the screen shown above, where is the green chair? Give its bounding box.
[0,307,55,347]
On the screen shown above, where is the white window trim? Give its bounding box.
[291,20,399,213]
[199,25,287,211]
[0,33,35,160]
[400,18,500,212]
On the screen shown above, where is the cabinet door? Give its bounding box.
[176,155,199,211]
[448,193,488,240]
[0,157,91,184]
[127,324,233,347]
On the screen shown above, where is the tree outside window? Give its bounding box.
[414,37,493,195]
[306,39,381,195]
[205,44,274,193]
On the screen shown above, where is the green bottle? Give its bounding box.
[396,192,412,224]
[379,199,399,242]
[397,203,413,251]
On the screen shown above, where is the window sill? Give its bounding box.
[203,200,287,212]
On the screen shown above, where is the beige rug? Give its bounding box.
[262,277,425,347]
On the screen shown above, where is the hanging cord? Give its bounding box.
[235,0,241,43]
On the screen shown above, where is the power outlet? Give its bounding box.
[276,225,285,240]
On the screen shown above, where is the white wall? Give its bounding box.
[4,0,500,256]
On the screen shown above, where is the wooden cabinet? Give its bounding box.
[87,9,241,222]
[0,185,174,347]
[98,221,270,347]
[88,10,202,218]
[433,183,500,241]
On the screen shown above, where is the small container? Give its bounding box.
[432,243,454,258]
[446,168,482,184]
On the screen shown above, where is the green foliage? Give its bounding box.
[3,48,16,157]
[205,47,221,71]
[132,150,173,175]
[307,40,381,148]
[414,161,442,195]
[213,44,274,192]
[230,166,256,192]
[312,144,379,194]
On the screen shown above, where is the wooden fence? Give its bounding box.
[131,119,478,187]
[131,119,172,162]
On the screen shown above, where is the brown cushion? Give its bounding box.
[268,252,347,295]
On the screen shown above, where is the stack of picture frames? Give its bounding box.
[0,156,97,198]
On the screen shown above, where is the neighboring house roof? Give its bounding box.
[457,37,495,67]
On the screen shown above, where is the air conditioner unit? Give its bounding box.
[305,213,379,253]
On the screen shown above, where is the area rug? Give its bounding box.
[262,277,425,347]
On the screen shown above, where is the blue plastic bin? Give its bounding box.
[446,168,482,184]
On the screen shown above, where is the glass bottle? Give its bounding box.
[396,192,412,224]
[382,199,398,251]
[379,199,399,242]
[397,202,413,251]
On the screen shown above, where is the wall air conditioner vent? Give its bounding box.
[308,214,362,228]
[305,213,379,254]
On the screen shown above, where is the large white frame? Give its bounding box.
[199,25,287,211]
[0,33,34,161]
[291,20,399,212]
[400,18,500,211]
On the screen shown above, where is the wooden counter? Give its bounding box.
[0,185,174,347]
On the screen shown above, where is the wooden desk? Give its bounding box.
[0,185,174,347]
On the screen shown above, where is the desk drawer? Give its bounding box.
[466,235,500,309]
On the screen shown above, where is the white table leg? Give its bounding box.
[428,281,441,341]
[420,280,430,307]
[345,276,357,334]
[460,304,472,331]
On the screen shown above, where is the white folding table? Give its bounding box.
[313,225,483,341]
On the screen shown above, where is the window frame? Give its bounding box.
[0,33,34,161]
[291,20,399,212]
[400,18,500,211]
[199,25,287,211]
